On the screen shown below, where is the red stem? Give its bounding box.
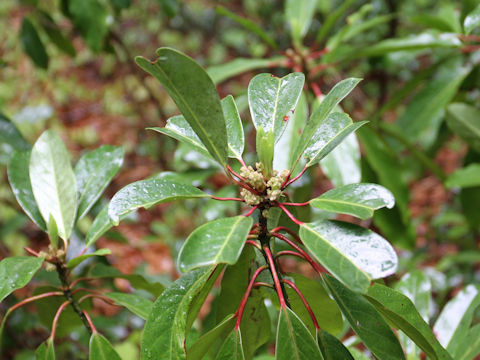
[210,196,244,202]
[271,232,325,274]
[270,226,302,243]
[227,164,247,182]
[24,247,40,257]
[246,240,261,250]
[252,282,273,288]
[69,277,96,289]
[7,292,63,314]
[275,250,306,261]
[235,265,267,329]
[263,246,287,309]
[244,205,258,217]
[277,203,304,226]
[307,48,329,60]
[281,201,310,206]
[311,83,323,98]
[282,279,319,330]
[237,157,247,168]
[78,293,116,306]
[50,300,71,340]
[284,165,308,188]
[82,310,98,334]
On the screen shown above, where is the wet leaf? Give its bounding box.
[464,4,480,34]
[104,292,153,320]
[90,333,122,360]
[310,183,394,220]
[223,95,245,160]
[66,249,111,269]
[0,112,30,164]
[317,330,354,360]
[20,17,48,69]
[36,339,55,360]
[0,256,44,302]
[215,329,245,360]
[207,57,285,84]
[446,103,480,152]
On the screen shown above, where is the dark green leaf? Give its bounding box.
[310,183,394,220]
[75,145,124,221]
[110,0,131,10]
[285,0,317,47]
[455,324,480,360]
[30,130,77,241]
[275,307,323,360]
[178,216,253,272]
[7,150,46,230]
[223,95,245,160]
[36,339,55,360]
[20,17,48,69]
[66,249,111,269]
[136,48,228,167]
[156,0,179,17]
[317,330,353,360]
[316,0,355,43]
[365,283,452,360]
[89,333,122,360]
[0,256,43,302]
[446,103,480,152]
[108,178,208,224]
[215,329,245,360]
[464,4,480,34]
[69,0,109,52]
[0,112,30,164]
[323,275,405,360]
[104,292,153,320]
[300,220,397,293]
[39,13,76,56]
[445,164,480,188]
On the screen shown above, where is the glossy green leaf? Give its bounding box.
[223,95,245,160]
[188,315,236,360]
[207,57,286,84]
[36,339,55,360]
[304,112,366,167]
[215,329,245,360]
[30,130,77,241]
[317,330,354,360]
[216,6,277,49]
[292,78,361,169]
[104,292,153,320]
[433,284,480,356]
[464,4,480,34]
[395,57,471,149]
[136,48,228,167]
[90,333,122,360]
[455,324,480,360]
[20,17,48,69]
[141,267,219,360]
[85,205,114,247]
[320,132,361,187]
[66,249,111,269]
[108,178,208,224]
[89,263,164,297]
[256,126,274,177]
[285,0,317,47]
[365,283,452,360]
[300,220,397,293]
[310,183,394,220]
[275,307,323,360]
[446,103,480,152]
[178,216,253,272]
[323,275,405,360]
[0,256,43,302]
[7,150,46,230]
[248,72,305,143]
[445,164,480,188]
[69,0,109,52]
[285,273,342,335]
[0,112,30,164]
[75,145,124,220]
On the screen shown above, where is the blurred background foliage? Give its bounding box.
[0,0,479,358]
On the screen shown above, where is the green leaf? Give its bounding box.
[215,329,245,360]
[104,292,153,320]
[292,78,361,169]
[285,0,317,47]
[75,145,124,220]
[256,126,274,177]
[136,48,228,167]
[89,263,164,297]
[7,150,46,230]
[395,57,471,149]
[316,0,355,43]
[445,164,480,188]
[85,205,115,247]
[0,256,43,302]
[303,113,367,167]
[223,95,245,160]
[20,17,48,69]
[215,6,277,49]
[285,273,343,335]
[300,220,397,293]
[207,57,286,84]
[36,339,55,360]
[188,315,236,360]
[90,333,122,360]
[320,132,361,187]
[317,330,354,360]
[66,249,111,269]
[310,183,394,220]
[464,4,480,34]
[248,72,305,143]
[275,307,323,360]
[178,216,253,272]
[141,267,220,360]
[446,103,480,153]
[69,0,109,52]
[108,178,208,224]
[29,130,77,241]
[455,324,480,360]
[365,283,452,360]
[0,112,30,164]
[433,284,480,356]
[323,275,405,360]
[39,12,76,57]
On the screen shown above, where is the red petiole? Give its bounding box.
[235,265,267,329]
[282,279,319,330]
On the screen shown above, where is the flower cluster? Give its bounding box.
[239,163,289,205]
